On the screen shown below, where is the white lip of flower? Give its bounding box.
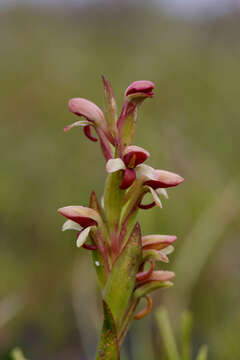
[62,219,96,248]
[105,154,151,174]
[158,188,168,199]
[161,245,174,255]
[62,220,83,232]
[64,120,91,132]
[148,186,163,208]
[146,187,169,208]
[76,226,96,248]
[106,158,126,173]
[136,164,156,180]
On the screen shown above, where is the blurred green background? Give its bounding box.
[1,2,240,359]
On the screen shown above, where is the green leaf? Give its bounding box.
[103,223,142,329]
[89,191,109,289]
[95,300,120,360]
[102,75,118,139]
[89,191,104,217]
[92,245,108,290]
[156,307,180,360]
[181,311,193,360]
[195,345,208,360]
[134,281,173,299]
[118,101,138,150]
[103,171,125,233]
[119,180,143,247]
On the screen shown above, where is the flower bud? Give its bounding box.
[125,80,155,101]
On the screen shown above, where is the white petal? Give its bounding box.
[149,187,162,208]
[143,249,169,263]
[136,164,155,179]
[157,251,169,263]
[76,226,93,248]
[62,220,82,232]
[161,245,174,255]
[106,158,126,173]
[64,120,90,132]
[101,195,105,209]
[157,188,169,199]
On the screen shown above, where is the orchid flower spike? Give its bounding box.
[58,76,184,359]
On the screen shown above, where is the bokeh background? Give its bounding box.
[1,1,240,359]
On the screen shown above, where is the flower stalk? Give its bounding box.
[58,76,184,359]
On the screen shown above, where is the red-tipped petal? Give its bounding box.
[137,165,184,189]
[58,206,99,228]
[83,125,98,142]
[147,270,175,282]
[136,260,155,282]
[120,168,136,190]
[143,169,184,189]
[142,235,177,250]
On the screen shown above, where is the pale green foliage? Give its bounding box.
[156,308,208,360]
[11,348,28,360]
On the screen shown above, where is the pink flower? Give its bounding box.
[136,164,184,209]
[136,270,175,285]
[58,205,100,248]
[106,145,150,189]
[64,98,114,160]
[142,234,177,263]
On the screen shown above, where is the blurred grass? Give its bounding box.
[0,4,240,359]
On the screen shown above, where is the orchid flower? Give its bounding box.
[58,206,100,248]
[58,76,184,359]
[136,164,184,209]
[106,145,150,189]
[65,98,114,160]
[141,234,177,263]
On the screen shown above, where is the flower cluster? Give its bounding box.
[58,77,184,359]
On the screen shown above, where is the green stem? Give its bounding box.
[103,171,125,257]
